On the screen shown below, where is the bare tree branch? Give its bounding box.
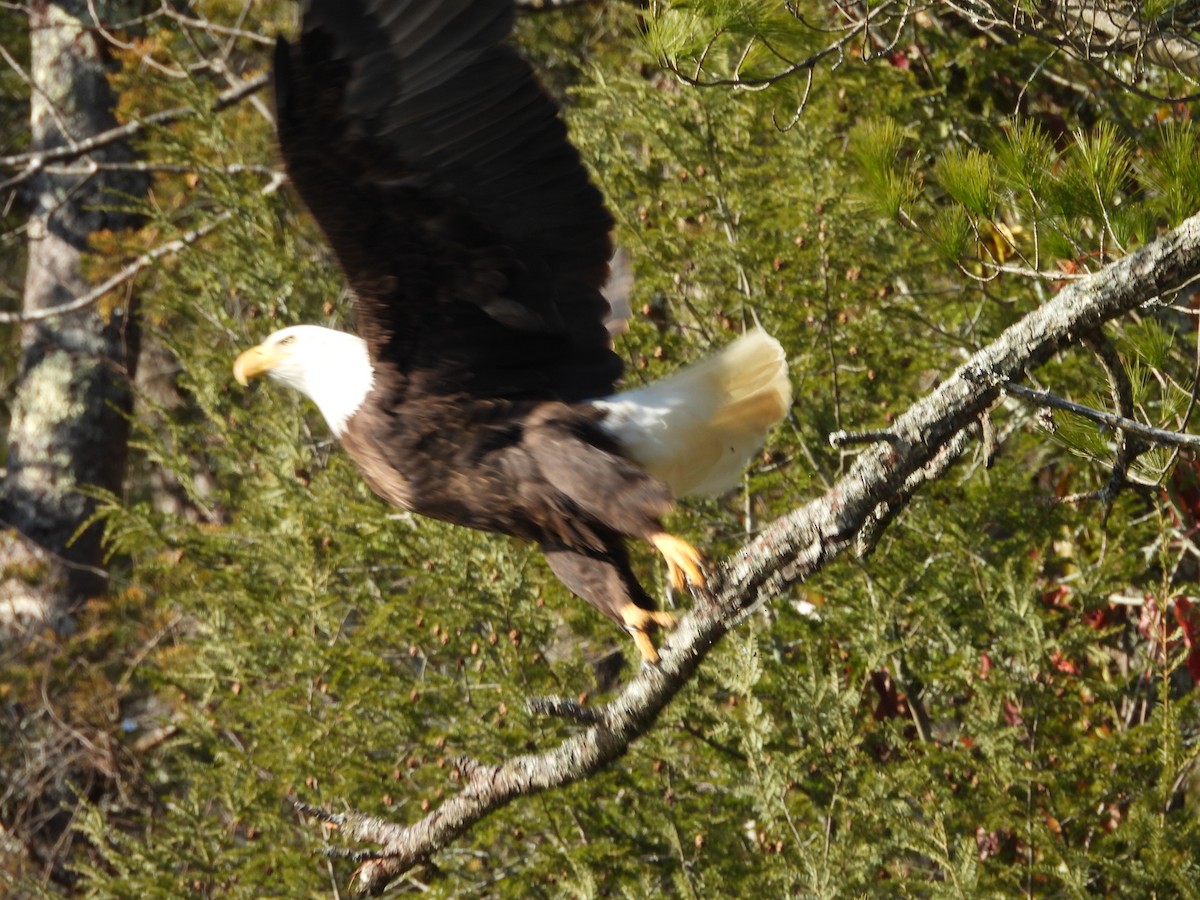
[157,6,276,46]
[0,72,269,180]
[298,208,1200,896]
[0,172,284,325]
[1004,381,1200,451]
[942,0,1200,99]
[1053,0,1200,80]
[663,0,1200,102]
[854,422,981,557]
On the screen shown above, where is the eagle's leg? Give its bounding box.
[541,541,677,665]
[649,532,707,592]
[618,604,678,665]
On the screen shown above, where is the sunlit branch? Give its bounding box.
[0,73,269,175]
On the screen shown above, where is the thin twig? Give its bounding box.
[1085,331,1143,509]
[663,1,901,90]
[159,7,276,45]
[1004,381,1200,449]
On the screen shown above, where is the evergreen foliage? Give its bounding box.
[2,0,1198,896]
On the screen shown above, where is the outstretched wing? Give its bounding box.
[274,0,621,401]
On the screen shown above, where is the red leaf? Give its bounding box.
[1167,457,1200,524]
[1175,597,1199,645]
[1050,649,1082,675]
[1082,601,1122,629]
[871,669,908,720]
[1173,596,1200,681]
[1003,698,1024,727]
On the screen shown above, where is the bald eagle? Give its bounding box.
[233,0,791,664]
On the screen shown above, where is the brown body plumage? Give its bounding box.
[340,394,676,632]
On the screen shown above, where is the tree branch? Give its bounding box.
[670,0,1200,102]
[1054,0,1200,80]
[298,209,1200,895]
[1004,381,1200,450]
[526,695,606,723]
[0,73,269,180]
[661,2,902,90]
[942,0,1200,100]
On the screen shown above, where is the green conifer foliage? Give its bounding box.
[2,1,1197,896]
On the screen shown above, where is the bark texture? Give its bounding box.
[318,208,1200,894]
[1,0,146,627]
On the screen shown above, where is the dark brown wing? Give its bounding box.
[274,0,621,402]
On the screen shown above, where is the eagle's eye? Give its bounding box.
[278,335,296,347]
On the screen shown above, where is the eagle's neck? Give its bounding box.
[289,331,374,437]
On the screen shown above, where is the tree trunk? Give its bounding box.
[0,0,146,631]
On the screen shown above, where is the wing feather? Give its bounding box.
[277,0,620,401]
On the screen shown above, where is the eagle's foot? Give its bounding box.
[620,604,678,665]
[650,532,707,592]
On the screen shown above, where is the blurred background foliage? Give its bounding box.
[1,0,1198,895]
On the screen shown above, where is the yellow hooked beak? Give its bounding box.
[233,343,286,386]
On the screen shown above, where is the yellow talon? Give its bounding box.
[650,532,707,591]
[619,603,679,664]
[629,629,660,665]
[646,609,677,628]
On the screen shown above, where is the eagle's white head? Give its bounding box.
[233,324,374,437]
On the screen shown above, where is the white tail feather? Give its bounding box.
[596,329,791,497]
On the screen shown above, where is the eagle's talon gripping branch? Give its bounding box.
[650,531,707,592]
[619,603,679,664]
